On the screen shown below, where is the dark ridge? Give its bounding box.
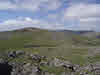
[96,35,100,39]
[74,30,95,34]
[0,27,96,33]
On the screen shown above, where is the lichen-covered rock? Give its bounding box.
[8,50,25,58]
[0,51,100,75]
[8,51,16,58]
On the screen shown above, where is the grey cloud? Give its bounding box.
[0,0,62,11]
[64,3,100,31]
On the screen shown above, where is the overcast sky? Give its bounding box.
[0,0,99,31]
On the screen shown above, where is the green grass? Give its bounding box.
[0,29,100,65]
[87,54,100,63]
[40,65,66,75]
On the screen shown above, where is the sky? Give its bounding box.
[0,0,99,31]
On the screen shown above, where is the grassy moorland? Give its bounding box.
[0,27,100,65]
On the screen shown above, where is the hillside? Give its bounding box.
[0,27,100,65]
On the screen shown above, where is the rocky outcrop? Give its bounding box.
[0,50,100,75]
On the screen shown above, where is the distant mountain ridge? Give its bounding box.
[13,27,95,33]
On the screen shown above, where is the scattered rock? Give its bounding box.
[8,51,16,58]
[8,50,25,58]
[1,51,100,75]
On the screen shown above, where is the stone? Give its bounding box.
[16,50,25,56]
[8,51,16,58]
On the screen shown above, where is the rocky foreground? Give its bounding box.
[0,50,100,75]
